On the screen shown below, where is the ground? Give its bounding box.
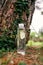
[0,47,43,65]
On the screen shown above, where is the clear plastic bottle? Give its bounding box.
[17,23,26,55]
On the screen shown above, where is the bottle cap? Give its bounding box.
[19,23,24,29]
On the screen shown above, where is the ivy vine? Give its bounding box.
[14,0,30,17]
[0,0,33,50]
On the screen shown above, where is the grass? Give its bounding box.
[26,40,43,48]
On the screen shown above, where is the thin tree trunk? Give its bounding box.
[26,1,35,42]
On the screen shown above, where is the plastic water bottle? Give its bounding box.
[17,23,26,55]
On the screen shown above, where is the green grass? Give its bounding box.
[26,40,43,48]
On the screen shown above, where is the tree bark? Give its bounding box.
[26,0,35,42]
[0,0,35,42]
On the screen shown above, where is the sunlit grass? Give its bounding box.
[26,40,43,48]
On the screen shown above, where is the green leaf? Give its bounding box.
[18,61,26,65]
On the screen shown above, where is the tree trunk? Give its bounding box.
[26,1,35,42]
[0,0,35,42]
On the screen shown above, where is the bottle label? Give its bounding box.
[20,30,25,39]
